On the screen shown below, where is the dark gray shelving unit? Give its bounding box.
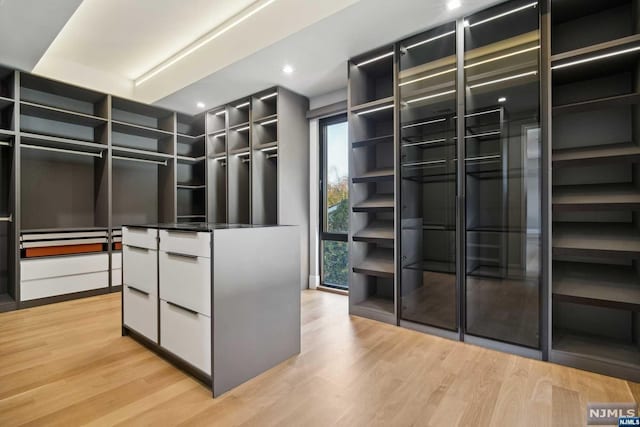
[0,67,15,312]
[398,21,459,334]
[111,97,176,228]
[205,87,309,288]
[348,0,544,360]
[227,98,251,224]
[176,113,206,223]
[348,46,397,325]
[550,0,640,381]
[206,108,227,223]
[19,74,109,231]
[251,89,279,225]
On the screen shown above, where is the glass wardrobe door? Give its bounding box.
[399,22,458,331]
[463,0,541,348]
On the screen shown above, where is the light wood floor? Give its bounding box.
[0,291,637,427]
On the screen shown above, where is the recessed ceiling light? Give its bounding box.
[197,102,205,108]
[282,64,294,74]
[498,97,507,103]
[447,0,461,10]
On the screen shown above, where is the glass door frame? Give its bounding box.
[458,0,544,357]
[395,1,547,358]
[319,113,349,290]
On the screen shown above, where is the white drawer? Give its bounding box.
[123,245,157,294]
[21,253,109,281]
[159,251,210,316]
[160,299,211,374]
[122,227,157,250]
[159,230,210,258]
[112,252,122,269]
[123,285,158,343]
[21,271,109,301]
[112,269,122,287]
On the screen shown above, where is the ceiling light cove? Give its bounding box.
[134,0,278,87]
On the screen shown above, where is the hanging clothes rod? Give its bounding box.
[0,214,12,222]
[21,143,103,158]
[112,155,167,166]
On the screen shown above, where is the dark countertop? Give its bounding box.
[123,222,283,232]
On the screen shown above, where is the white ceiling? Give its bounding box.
[0,0,83,71]
[157,0,501,114]
[0,0,502,114]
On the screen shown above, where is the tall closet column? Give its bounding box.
[462,0,543,351]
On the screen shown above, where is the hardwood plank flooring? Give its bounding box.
[0,290,637,426]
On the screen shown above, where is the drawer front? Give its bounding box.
[112,269,122,287]
[159,252,210,316]
[112,252,122,269]
[21,271,109,301]
[21,253,109,281]
[123,245,157,294]
[123,285,158,343]
[160,300,211,374]
[159,230,210,258]
[122,227,157,250]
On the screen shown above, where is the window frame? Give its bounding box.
[319,113,348,289]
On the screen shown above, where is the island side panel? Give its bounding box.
[212,226,301,397]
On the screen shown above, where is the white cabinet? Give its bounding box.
[20,253,109,301]
[160,300,211,374]
[122,227,157,250]
[159,230,210,258]
[122,245,157,294]
[159,251,210,316]
[124,285,158,343]
[112,252,122,287]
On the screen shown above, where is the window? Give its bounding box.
[320,114,349,289]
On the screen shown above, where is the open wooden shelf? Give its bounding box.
[20,101,106,128]
[112,146,173,163]
[352,168,394,183]
[177,133,205,144]
[553,184,640,210]
[552,93,640,115]
[353,296,394,314]
[353,248,395,278]
[352,194,394,212]
[551,34,640,64]
[553,329,640,368]
[404,260,455,274]
[112,120,173,139]
[553,222,640,258]
[353,221,394,243]
[351,97,394,116]
[552,142,640,166]
[254,141,278,151]
[553,261,640,310]
[352,134,394,148]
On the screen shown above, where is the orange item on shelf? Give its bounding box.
[113,242,122,250]
[25,243,104,258]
